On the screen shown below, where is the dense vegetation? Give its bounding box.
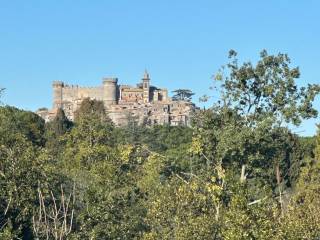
[1,51,320,239]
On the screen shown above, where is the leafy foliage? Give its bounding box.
[213,50,320,126]
[0,106,46,146]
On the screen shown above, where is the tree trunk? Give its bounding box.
[240,164,246,183]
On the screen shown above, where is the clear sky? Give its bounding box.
[1,0,319,135]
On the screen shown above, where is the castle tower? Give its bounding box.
[52,81,64,109]
[142,70,150,103]
[103,77,118,106]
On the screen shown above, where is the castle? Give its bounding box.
[37,71,196,126]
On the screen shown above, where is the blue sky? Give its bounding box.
[1,0,319,135]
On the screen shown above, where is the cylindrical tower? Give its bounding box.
[103,78,118,106]
[52,81,64,109]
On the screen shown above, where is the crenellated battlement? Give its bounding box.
[61,84,102,90]
[52,81,64,87]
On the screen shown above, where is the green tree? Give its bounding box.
[206,50,320,187]
[0,135,54,239]
[276,127,320,239]
[143,174,223,240]
[221,182,278,240]
[70,98,115,147]
[47,108,72,136]
[45,108,73,155]
[0,106,46,147]
[74,98,107,122]
[172,89,195,102]
[213,50,320,126]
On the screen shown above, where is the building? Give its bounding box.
[37,71,197,126]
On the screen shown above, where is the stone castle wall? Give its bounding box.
[53,84,104,108]
[63,86,103,102]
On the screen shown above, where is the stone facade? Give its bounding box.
[37,71,197,126]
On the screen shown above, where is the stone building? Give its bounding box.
[37,71,197,126]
